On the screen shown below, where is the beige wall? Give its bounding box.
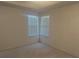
[41,3,79,57]
[0,6,38,51]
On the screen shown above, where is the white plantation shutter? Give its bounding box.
[27,15,39,36]
[40,16,49,36]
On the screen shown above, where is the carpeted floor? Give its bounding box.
[0,42,74,58]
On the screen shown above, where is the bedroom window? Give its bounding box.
[27,15,49,37]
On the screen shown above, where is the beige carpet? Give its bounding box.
[0,43,74,58]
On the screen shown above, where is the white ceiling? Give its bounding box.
[5,1,62,10]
